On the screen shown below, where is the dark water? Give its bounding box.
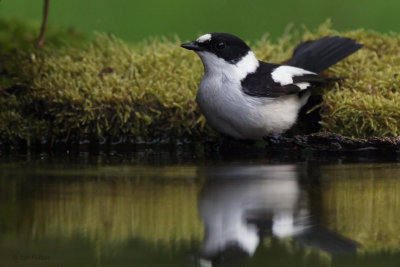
[1,153,400,267]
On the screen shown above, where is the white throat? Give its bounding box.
[197,51,259,81]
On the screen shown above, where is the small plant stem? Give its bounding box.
[37,0,51,48]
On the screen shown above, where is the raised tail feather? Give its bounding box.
[287,36,363,73]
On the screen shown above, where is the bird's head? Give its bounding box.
[181,33,257,75]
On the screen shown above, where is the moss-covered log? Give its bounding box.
[1,19,400,149]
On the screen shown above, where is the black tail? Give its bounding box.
[287,36,363,73]
[294,226,360,254]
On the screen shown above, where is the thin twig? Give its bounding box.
[37,0,51,48]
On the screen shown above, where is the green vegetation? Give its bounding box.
[2,0,400,43]
[0,18,85,53]
[0,19,206,145]
[0,19,400,146]
[313,26,400,137]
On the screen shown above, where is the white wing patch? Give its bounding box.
[271,66,315,89]
[197,33,212,43]
[295,82,311,90]
[272,212,308,237]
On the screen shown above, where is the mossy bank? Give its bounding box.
[1,19,400,149]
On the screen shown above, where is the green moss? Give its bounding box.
[1,20,400,145]
[308,24,400,138]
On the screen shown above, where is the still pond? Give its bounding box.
[1,152,400,266]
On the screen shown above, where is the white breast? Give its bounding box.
[196,52,308,140]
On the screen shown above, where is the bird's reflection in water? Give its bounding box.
[198,165,358,266]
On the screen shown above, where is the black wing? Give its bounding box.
[287,36,363,73]
[241,62,331,98]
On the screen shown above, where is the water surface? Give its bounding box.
[1,155,400,266]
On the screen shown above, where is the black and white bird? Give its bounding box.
[181,33,362,140]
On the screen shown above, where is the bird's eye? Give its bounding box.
[216,42,225,50]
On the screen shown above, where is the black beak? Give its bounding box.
[181,41,202,51]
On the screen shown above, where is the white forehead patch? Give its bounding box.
[196,33,212,43]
